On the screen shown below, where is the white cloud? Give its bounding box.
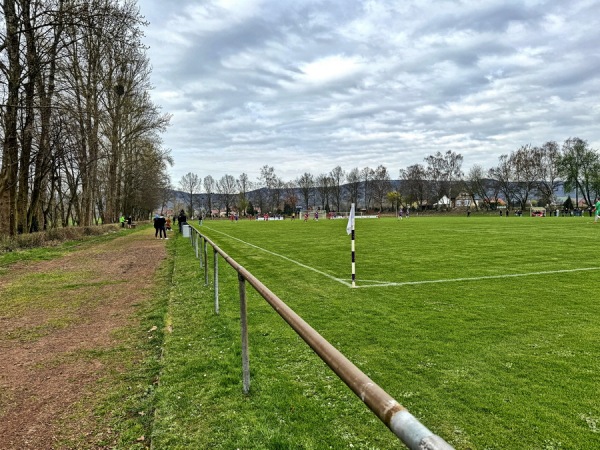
[297,54,366,85]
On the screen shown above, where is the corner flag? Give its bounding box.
[347,203,356,288]
[346,203,355,235]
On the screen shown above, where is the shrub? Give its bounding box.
[0,224,122,253]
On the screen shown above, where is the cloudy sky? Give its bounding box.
[138,0,600,185]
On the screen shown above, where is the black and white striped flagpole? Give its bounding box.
[348,203,356,288]
[351,227,356,288]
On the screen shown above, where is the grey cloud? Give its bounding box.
[424,3,544,34]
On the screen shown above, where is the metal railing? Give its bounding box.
[186,225,454,450]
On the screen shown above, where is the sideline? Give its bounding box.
[203,226,352,287]
[202,226,600,289]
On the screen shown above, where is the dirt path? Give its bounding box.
[0,230,167,450]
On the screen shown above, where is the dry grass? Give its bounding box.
[0,224,122,252]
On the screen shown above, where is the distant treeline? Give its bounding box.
[172,138,596,217]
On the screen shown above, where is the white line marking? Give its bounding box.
[203,226,352,287]
[203,227,600,289]
[352,267,600,288]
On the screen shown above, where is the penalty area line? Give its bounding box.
[203,226,352,287]
[353,267,600,288]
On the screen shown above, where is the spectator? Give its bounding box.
[178,210,187,232]
[157,214,167,239]
[153,214,160,239]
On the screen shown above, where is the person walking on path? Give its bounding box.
[153,214,160,238]
[156,214,167,239]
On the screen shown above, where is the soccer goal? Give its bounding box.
[297,210,342,219]
[530,207,546,217]
[329,211,352,219]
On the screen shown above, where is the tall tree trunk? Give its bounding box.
[17,0,36,234]
[0,0,21,236]
[106,91,120,224]
[17,77,35,233]
[28,0,64,232]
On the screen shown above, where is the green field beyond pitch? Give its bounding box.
[153,215,600,449]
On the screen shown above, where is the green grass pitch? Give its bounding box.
[153,215,600,449]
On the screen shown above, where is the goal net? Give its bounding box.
[297,211,351,219]
[530,207,546,217]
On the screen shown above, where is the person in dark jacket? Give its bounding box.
[178,210,187,232]
[156,214,167,239]
[153,214,160,238]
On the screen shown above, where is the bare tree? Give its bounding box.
[283,180,298,215]
[179,172,200,218]
[237,172,252,216]
[296,172,314,210]
[372,165,391,212]
[131,139,171,218]
[158,181,174,216]
[217,174,237,215]
[537,141,561,207]
[345,168,361,209]
[509,144,541,210]
[258,165,279,213]
[361,166,374,210]
[489,154,515,209]
[399,164,428,209]
[329,165,345,212]
[464,165,494,210]
[203,175,215,217]
[0,0,21,235]
[424,150,464,205]
[315,173,332,211]
[558,137,599,207]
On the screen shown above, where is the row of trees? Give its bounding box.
[465,138,599,210]
[0,0,171,236]
[176,164,395,218]
[176,137,600,217]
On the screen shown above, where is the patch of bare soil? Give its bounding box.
[0,231,167,450]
